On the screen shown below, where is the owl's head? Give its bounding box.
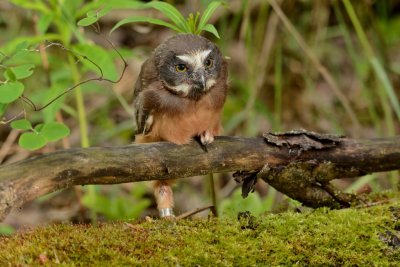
[153,34,225,100]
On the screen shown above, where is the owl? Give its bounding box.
[133,34,228,218]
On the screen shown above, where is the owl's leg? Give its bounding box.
[153,180,175,218]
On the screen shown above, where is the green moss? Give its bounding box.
[1,202,399,266]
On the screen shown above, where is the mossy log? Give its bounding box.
[1,199,400,265]
[1,131,400,221]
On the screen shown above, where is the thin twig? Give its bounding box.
[176,205,215,220]
[0,129,19,164]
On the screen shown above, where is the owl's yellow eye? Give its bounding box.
[175,64,187,72]
[205,58,213,68]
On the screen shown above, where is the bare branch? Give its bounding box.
[1,133,400,221]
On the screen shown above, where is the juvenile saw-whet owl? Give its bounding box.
[133,34,228,218]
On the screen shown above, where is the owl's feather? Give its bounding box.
[133,58,158,135]
[133,34,228,144]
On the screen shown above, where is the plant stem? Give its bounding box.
[273,43,282,131]
[68,55,89,148]
[68,54,97,225]
[208,173,218,216]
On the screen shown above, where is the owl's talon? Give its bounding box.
[200,131,214,152]
[194,132,213,152]
[200,131,214,146]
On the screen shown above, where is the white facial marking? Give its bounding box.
[177,49,212,71]
[206,78,216,90]
[168,83,190,95]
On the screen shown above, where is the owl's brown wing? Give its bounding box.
[133,58,158,135]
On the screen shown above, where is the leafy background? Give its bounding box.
[1,0,400,233]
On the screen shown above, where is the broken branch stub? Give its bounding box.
[234,131,368,208]
[263,130,355,208]
[263,130,344,151]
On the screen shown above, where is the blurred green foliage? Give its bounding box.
[82,184,150,220]
[0,224,15,236]
[220,187,278,217]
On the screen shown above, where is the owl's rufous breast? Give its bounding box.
[135,93,222,144]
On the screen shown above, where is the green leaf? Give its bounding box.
[111,16,183,34]
[34,123,44,132]
[37,13,54,34]
[187,12,200,34]
[0,224,14,236]
[10,119,32,130]
[0,82,24,104]
[11,64,35,80]
[15,41,29,51]
[78,16,98,26]
[0,103,7,117]
[78,6,112,27]
[110,0,144,9]
[65,0,84,13]
[19,132,47,150]
[87,10,97,17]
[10,0,49,13]
[145,1,189,32]
[76,0,143,18]
[73,44,118,80]
[202,24,221,39]
[198,1,223,32]
[42,84,68,123]
[40,122,70,142]
[370,57,400,121]
[98,6,112,18]
[7,49,31,64]
[4,69,16,81]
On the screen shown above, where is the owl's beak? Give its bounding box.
[193,71,206,91]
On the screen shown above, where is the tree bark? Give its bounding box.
[1,132,400,221]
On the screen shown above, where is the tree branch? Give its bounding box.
[1,132,400,221]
